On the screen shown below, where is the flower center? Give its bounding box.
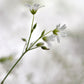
[53,29,59,35]
[30,9,37,15]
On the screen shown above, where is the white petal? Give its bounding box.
[56,35,60,43]
[60,31,67,37]
[48,35,56,41]
[39,5,45,8]
[34,4,40,7]
[56,24,60,29]
[26,4,31,8]
[59,24,66,31]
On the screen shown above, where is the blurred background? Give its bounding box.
[0,0,84,84]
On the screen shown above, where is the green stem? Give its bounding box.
[44,30,52,36]
[28,36,41,50]
[1,15,35,84]
[26,15,34,50]
[29,46,39,50]
[28,30,53,50]
[1,51,28,84]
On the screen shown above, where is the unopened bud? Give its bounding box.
[41,30,45,37]
[33,23,37,29]
[22,38,27,42]
[41,46,49,50]
[42,36,48,42]
[30,9,37,15]
[36,42,44,47]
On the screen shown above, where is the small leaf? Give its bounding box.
[22,38,26,42]
[41,30,45,37]
[36,42,44,47]
[41,46,49,50]
[0,57,7,62]
[33,23,37,29]
[8,56,13,61]
[0,56,13,63]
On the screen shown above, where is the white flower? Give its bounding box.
[42,24,67,44]
[42,35,56,46]
[26,3,44,15]
[53,24,67,42]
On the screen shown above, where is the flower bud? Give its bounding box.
[30,9,37,15]
[41,46,49,50]
[33,23,37,29]
[22,38,27,42]
[41,30,45,37]
[36,42,44,47]
[42,36,48,42]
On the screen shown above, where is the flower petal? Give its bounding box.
[60,31,67,37]
[56,35,60,43]
[26,4,31,8]
[59,24,66,31]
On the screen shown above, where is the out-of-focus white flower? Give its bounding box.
[53,24,67,42]
[26,3,44,15]
[43,24,67,44]
[42,35,56,46]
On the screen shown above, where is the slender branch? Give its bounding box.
[28,36,41,50]
[26,15,34,50]
[28,30,53,50]
[29,46,39,50]
[1,51,28,84]
[1,13,54,84]
[1,15,35,84]
[44,30,52,36]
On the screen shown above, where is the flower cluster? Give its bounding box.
[42,24,67,45]
[1,3,68,84]
[26,3,44,15]
[25,3,67,49]
[52,24,67,42]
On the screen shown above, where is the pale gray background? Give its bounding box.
[0,0,84,84]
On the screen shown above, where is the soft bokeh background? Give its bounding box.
[0,0,84,84]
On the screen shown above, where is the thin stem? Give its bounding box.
[28,30,53,50]
[1,15,35,84]
[28,36,41,50]
[1,51,28,84]
[26,15,34,50]
[44,30,52,36]
[30,46,39,50]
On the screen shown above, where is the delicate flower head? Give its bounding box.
[42,35,56,46]
[53,24,67,42]
[26,3,44,15]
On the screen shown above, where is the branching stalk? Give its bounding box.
[1,51,28,84]
[26,15,34,50]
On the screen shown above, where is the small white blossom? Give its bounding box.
[53,24,67,42]
[42,24,67,45]
[42,35,56,46]
[26,3,44,15]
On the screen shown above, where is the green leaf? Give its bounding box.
[0,57,7,62]
[0,56,13,63]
